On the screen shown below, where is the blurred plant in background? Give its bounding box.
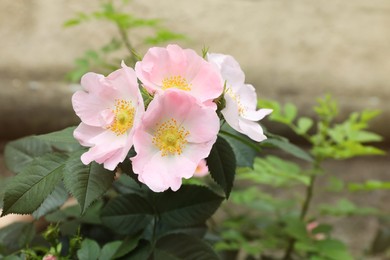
[64,0,186,82]
[213,95,387,259]
[0,0,389,260]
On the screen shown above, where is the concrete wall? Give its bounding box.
[1,0,390,140]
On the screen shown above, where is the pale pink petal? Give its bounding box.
[207,53,245,86]
[72,90,113,127]
[135,44,223,102]
[221,95,240,130]
[74,123,105,147]
[238,119,267,142]
[139,153,186,192]
[72,63,144,170]
[242,108,273,121]
[131,90,219,192]
[80,72,105,93]
[193,159,209,177]
[236,84,257,111]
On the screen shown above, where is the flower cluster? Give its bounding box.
[72,44,271,192]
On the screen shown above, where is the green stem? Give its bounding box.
[117,26,140,65]
[282,160,320,260]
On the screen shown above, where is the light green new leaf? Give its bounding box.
[1,153,66,216]
[297,117,314,135]
[63,151,115,214]
[348,180,390,191]
[238,156,308,186]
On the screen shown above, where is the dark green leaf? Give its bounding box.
[155,185,223,228]
[36,127,82,152]
[155,233,219,260]
[32,183,68,219]
[262,138,313,162]
[207,136,236,198]
[2,154,66,216]
[101,193,153,235]
[121,240,151,260]
[77,239,101,260]
[220,125,257,167]
[112,234,142,259]
[4,136,52,173]
[99,241,122,260]
[63,151,115,213]
[0,222,35,253]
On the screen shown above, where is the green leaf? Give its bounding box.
[112,235,142,259]
[219,125,257,168]
[144,29,186,45]
[262,138,313,162]
[207,136,236,198]
[101,193,153,235]
[63,151,115,213]
[315,239,353,260]
[155,234,220,260]
[2,153,66,216]
[319,199,379,216]
[122,240,152,259]
[284,103,297,123]
[36,127,81,152]
[326,176,345,192]
[32,183,68,219]
[284,218,310,242]
[155,185,223,228]
[4,136,52,173]
[238,156,308,186]
[99,240,122,260]
[297,117,313,135]
[0,222,35,253]
[77,239,101,260]
[349,180,390,191]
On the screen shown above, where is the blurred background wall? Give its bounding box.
[0,0,389,141]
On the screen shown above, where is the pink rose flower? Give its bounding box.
[131,90,219,192]
[306,221,326,241]
[193,159,209,178]
[135,44,224,103]
[72,62,144,170]
[42,254,57,260]
[207,53,272,142]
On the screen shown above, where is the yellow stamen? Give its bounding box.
[108,100,135,135]
[226,88,245,115]
[162,75,191,91]
[152,118,190,156]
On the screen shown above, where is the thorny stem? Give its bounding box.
[282,160,321,260]
[117,26,140,65]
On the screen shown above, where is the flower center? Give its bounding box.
[152,118,190,156]
[108,100,135,135]
[226,87,245,115]
[162,75,191,91]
